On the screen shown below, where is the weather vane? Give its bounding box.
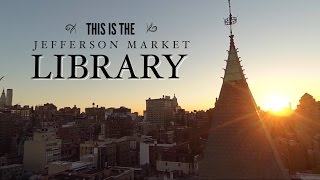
[224,0,237,36]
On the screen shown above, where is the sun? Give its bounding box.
[263,95,292,116]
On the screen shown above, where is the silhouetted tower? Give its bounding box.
[199,1,289,179]
[6,89,13,106]
[0,89,6,108]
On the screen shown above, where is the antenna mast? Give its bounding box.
[224,0,237,36]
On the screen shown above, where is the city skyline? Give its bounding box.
[1,1,320,179]
[0,87,316,116]
[1,0,319,114]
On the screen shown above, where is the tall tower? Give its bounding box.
[0,89,6,108]
[6,89,13,107]
[198,1,289,179]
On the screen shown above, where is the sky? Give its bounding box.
[0,0,319,114]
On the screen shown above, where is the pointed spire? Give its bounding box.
[222,35,246,82]
[222,0,245,82]
[199,1,289,179]
[1,88,5,96]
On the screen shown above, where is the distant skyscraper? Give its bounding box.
[145,95,178,128]
[0,89,6,108]
[199,1,289,179]
[0,88,14,107]
[6,89,13,107]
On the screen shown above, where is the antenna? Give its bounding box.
[0,76,4,81]
[224,0,237,36]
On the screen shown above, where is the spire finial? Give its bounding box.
[224,0,237,36]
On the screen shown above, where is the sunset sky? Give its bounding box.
[0,0,319,114]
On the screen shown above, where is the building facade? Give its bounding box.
[0,113,16,154]
[145,95,178,128]
[23,128,62,174]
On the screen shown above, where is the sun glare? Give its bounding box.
[264,95,292,116]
